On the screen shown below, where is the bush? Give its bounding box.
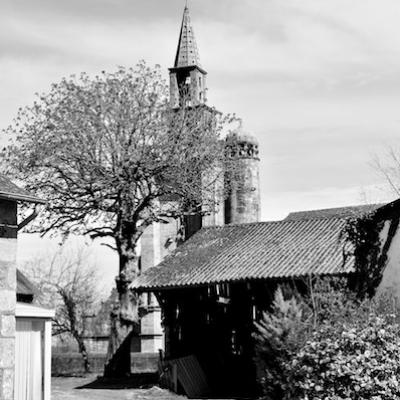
[254,288,309,399]
[254,280,400,400]
[290,316,400,400]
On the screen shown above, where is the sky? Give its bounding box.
[3,0,400,291]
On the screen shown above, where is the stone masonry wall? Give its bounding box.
[139,217,180,353]
[52,353,107,376]
[227,158,260,225]
[0,199,17,400]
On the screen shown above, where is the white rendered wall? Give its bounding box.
[377,220,400,297]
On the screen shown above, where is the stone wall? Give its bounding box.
[226,157,260,225]
[53,335,109,354]
[0,199,17,400]
[130,352,159,374]
[52,352,159,376]
[52,352,107,376]
[139,216,179,353]
[140,310,163,353]
[141,216,180,273]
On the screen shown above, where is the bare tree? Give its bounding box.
[3,62,237,368]
[22,243,103,373]
[372,147,400,197]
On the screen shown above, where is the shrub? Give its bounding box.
[254,288,309,399]
[254,279,400,400]
[289,315,400,400]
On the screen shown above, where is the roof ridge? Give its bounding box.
[290,203,382,213]
[201,216,349,230]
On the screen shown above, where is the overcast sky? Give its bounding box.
[3,0,400,290]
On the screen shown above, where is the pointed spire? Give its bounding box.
[174,5,201,68]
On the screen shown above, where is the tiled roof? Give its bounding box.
[131,216,355,291]
[174,6,201,68]
[285,204,382,221]
[0,175,44,204]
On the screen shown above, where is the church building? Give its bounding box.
[135,4,261,356]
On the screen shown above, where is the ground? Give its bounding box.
[52,375,185,400]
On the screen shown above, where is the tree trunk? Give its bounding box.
[59,289,92,374]
[104,235,141,377]
[74,333,91,373]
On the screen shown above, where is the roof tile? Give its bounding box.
[174,6,201,68]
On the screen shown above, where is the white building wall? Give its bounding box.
[377,220,400,297]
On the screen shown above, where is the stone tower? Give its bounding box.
[136,4,261,358]
[169,5,207,108]
[225,125,261,224]
[137,4,207,355]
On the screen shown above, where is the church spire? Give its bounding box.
[174,5,201,68]
[169,4,207,108]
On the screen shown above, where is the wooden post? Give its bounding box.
[172,362,178,393]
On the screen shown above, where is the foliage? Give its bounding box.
[254,279,400,400]
[341,215,386,299]
[22,242,103,373]
[254,287,309,399]
[2,61,237,363]
[3,63,231,243]
[289,315,400,400]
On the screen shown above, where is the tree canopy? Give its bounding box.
[4,63,230,241]
[3,62,237,366]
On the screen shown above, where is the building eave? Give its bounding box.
[16,302,55,319]
[0,192,45,204]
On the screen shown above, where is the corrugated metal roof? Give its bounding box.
[131,216,355,291]
[0,175,45,204]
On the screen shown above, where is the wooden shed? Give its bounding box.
[131,202,400,397]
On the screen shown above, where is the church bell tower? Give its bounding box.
[137,4,208,356]
[169,5,207,108]
[136,3,261,359]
